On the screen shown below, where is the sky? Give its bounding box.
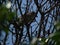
[0,0,54,45]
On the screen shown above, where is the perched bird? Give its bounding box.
[18,12,37,25]
[22,12,37,25]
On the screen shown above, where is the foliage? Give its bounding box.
[0,0,60,45]
[30,21,60,45]
[0,4,15,34]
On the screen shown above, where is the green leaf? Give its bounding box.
[0,5,8,22]
[0,25,3,29]
[7,12,15,21]
[55,22,60,29]
[52,31,60,41]
[55,41,60,45]
[48,30,60,43]
[3,27,9,34]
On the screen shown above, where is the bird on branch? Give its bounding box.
[18,12,37,25]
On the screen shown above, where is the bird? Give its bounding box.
[18,12,37,25]
[22,12,37,25]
